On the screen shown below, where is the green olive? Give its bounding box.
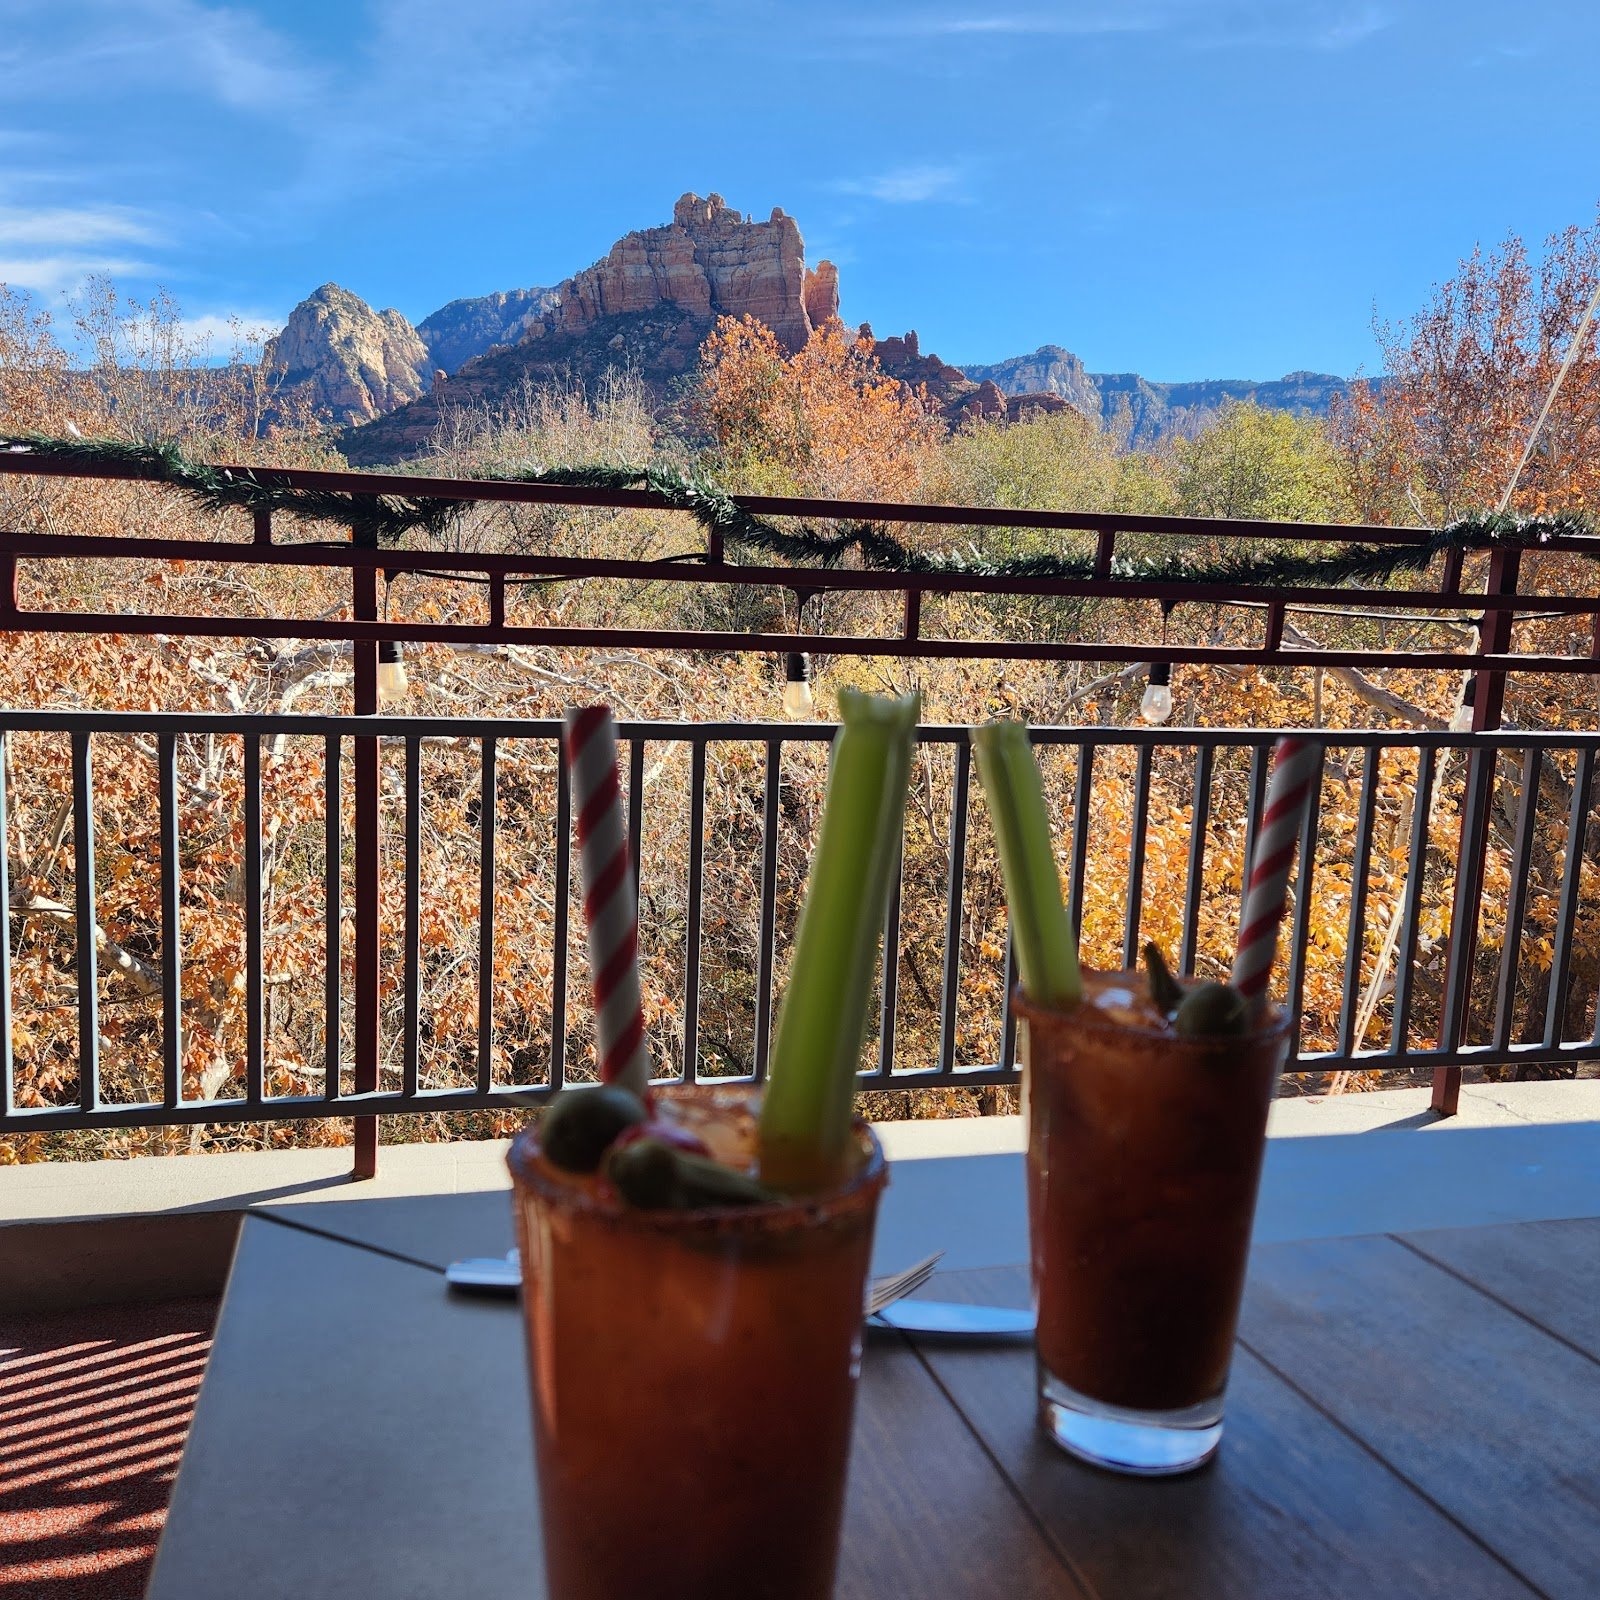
[1173,980,1251,1038]
[539,1084,647,1172]
[605,1137,683,1208]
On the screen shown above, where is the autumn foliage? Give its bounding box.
[1332,209,1600,524]
[697,315,940,500]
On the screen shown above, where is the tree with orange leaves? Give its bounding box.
[1331,210,1600,524]
[696,315,940,501]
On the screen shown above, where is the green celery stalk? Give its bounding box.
[970,720,1081,1008]
[759,687,921,1192]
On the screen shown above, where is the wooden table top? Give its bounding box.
[149,1206,1600,1599]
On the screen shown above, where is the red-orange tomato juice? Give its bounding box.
[1021,972,1288,1418]
[508,1086,886,1600]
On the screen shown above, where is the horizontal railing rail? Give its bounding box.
[3,713,1596,1141]
[4,449,1600,674]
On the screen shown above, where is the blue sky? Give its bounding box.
[4,1,1598,381]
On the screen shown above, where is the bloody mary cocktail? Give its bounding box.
[1020,970,1289,1475]
[508,1084,886,1600]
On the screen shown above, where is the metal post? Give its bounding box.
[352,558,381,1176]
[1433,547,1520,1114]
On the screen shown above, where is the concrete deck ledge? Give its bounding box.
[5,1082,1598,1310]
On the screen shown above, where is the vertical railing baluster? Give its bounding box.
[550,734,570,1090]
[159,734,182,1109]
[1336,746,1380,1058]
[352,559,381,1176]
[1546,746,1593,1047]
[1179,743,1213,975]
[0,730,13,1119]
[1122,741,1154,968]
[1284,744,1324,1058]
[628,736,645,912]
[999,934,1018,1071]
[1242,742,1269,896]
[753,737,782,1083]
[1492,749,1542,1052]
[682,738,706,1083]
[1068,740,1095,946]
[937,739,972,1079]
[403,736,421,1099]
[1440,748,1496,1055]
[1389,745,1436,1055]
[244,734,263,1108]
[324,735,342,1101]
[876,825,905,1081]
[748,736,780,1088]
[477,737,497,1094]
[71,732,99,1115]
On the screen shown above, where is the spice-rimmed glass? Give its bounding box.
[1020,973,1289,1475]
[508,1085,887,1600]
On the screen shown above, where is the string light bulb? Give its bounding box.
[782,652,814,719]
[377,640,409,705]
[1140,661,1174,725]
[1450,674,1476,734]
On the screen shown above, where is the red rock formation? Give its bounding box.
[802,261,840,331]
[871,327,1073,427]
[549,192,834,353]
[872,328,973,401]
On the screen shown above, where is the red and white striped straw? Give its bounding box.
[1231,736,1323,1017]
[563,705,650,1097]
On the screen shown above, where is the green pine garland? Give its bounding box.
[2,431,1594,591]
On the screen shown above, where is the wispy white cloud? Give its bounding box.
[844,11,1160,39]
[843,3,1394,51]
[0,206,162,249]
[172,310,285,352]
[1183,2,1397,52]
[0,254,157,295]
[830,165,968,204]
[1314,5,1394,49]
[0,0,323,114]
[0,0,583,274]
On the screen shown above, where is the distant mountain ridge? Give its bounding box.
[961,345,1348,448]
[258,197,1352,459]
[416,287,561,376]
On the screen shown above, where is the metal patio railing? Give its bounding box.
[3,447,1600,1171]
[3,712,1597,1159]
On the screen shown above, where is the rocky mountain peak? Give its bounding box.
[264,283,430,426]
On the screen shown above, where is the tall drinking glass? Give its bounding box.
[1020,971,1289,1475]
[508,1085,886,1600]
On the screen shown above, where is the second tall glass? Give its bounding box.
[1020,971,1289,1475]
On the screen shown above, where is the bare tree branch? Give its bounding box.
[8,891,164,996]
[1283,621,1444,728]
